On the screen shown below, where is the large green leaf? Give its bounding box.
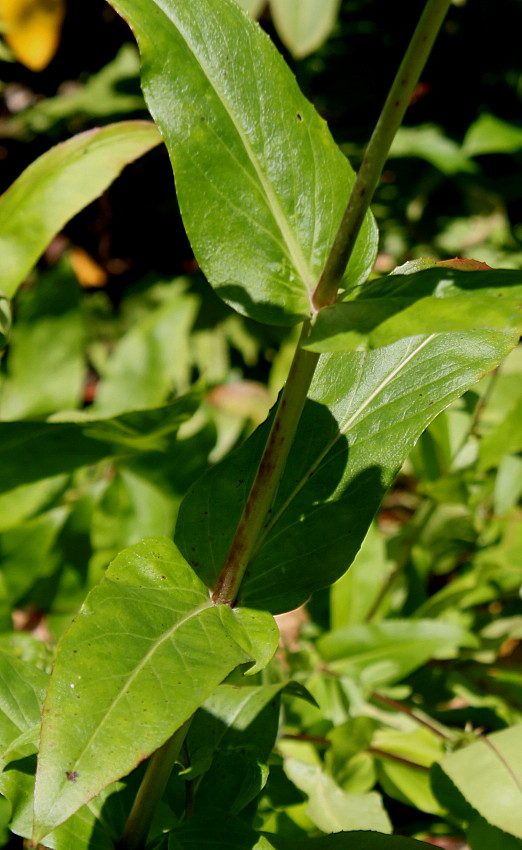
[33,538,278,843]
[176,328,518,613]
[305,268,522,353]
[107,0,377,326]
[434,724,522,839]
[0,397,196,494]
[0,121,161,298]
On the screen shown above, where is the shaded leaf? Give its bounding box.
[305,268,522,353]
[177,329,518,613]
[0,397,196,494]
[107,0,377,325]
[0,121,161,298]
[33,538,278,842]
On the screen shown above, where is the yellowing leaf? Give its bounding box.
[0,0,65,71]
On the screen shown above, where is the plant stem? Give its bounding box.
[371,691,457,741]
[118,718,192,850]
[312,0,452,309]
[213,0,452,607]
[212,323,320,606]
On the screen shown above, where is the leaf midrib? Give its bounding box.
[150,0,316,299]
[37,588,239,824]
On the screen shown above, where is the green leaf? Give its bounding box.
[270,0,342,59]
[92,280,198,417]
[0,650,48,752]
[463,113,522,157]
[389,125,476,174]
[0,397,196,494]
[435,724,522,839]
[166,809,275,849]
[33,538,278,842]
[330,524,391,629]
[467,817,522,850]
[304,268,522,353]
[317,620,473,687]
[107,0,377,326]
[284,758,392,833]
[177,328,518,613]
[479,395,522,470]
[0,262,84,419]
[234,0,265,16]
[0,121,162,298]
[372,728,444,815]
[0,506,69,604]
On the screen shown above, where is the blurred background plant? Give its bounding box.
[0,1,522,847]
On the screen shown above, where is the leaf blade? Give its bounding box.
[107,0,377,325]
[177,328,519,613]
[33,538,278,842]
[0,121,162,298]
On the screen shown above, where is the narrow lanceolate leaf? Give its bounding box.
[177,327,519,613]
[435,724,522,839]
[33,538,278,843]
[107,0,377,325]
[0,121,161,298]
[305,268,522,353]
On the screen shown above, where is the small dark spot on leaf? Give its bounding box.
[66,771,79,783]
[161,575,166,580]
[296,112,303,121]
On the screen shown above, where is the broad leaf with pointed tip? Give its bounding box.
[0,121,161,298]
[177,327,519,613]
[305,268,522,353]
[107,0,377,326]
[32,538,278,843]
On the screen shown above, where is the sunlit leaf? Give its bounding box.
[305,268,522,353]
[434,724,522,839]
[107,0,377,325]
[284,758,392,833]
[33,538,278,842]
[0,121,162,298]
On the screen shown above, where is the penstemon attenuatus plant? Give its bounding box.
[0,0,521,848]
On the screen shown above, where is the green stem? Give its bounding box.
[118,718,192,850]
[312,0,452,309]
[212,322,320,606]
[212,0,452,607]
